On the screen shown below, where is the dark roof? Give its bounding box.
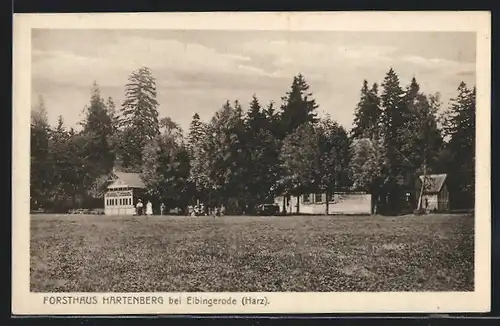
[108,172,145,189]
[95,174,112,188]
[419,174,447,194]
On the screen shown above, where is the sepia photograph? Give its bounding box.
[13,12,490,314]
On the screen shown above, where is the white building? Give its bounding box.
[274,192,371,215]
[104,172,146,216]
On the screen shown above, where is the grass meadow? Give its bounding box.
[30,214,474,292]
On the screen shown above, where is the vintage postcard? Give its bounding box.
[12,11,491,315]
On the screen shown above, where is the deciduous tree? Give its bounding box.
[141,117,191,210]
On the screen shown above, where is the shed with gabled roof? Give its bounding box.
[417,173,449,212]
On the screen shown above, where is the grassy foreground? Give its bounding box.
[30,214,474,292]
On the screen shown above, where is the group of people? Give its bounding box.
[187,204,225,217]
[135,199,167,216]
[135,199,225,217]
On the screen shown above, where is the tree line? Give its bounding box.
[30,66,475,214]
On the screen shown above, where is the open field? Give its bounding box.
[30,214,474,292]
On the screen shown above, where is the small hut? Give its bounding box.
[104,172,146,216]
[417,173,449,213]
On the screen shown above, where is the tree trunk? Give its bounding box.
[282,196,286,215]
[296,195,300,214]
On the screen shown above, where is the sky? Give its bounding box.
[31,29,476,132]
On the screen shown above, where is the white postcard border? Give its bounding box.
[12,11,491,315]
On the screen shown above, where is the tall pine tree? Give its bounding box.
[442,82,476,209]
[278,74,319,139]
[187,112,209,204]
[30,95,51,209]
[118,67,160,171]
[201,100,248,212]
[379,68,410,213]
[187,113,206,155]
[351,80,382,140]
[244,95,281,211]
[402,78,444,175]
[80,82,115,189]
[105,96,121,164]
[351,80,381,139]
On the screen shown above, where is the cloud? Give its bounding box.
[400,55,475,71]
[31,31,477,132]
[457,70,475,77]
[237,40,397,74]
[32,35,275,90]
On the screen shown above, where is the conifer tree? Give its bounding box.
[243,95,281,211]
[186,112,209,204]
[351,81,382,140]
[118,67,160,171]
[105,96,121,164]
[200,101,248,212]
[402,78,444,176]
[30,95,52,209]
[187,113,205,154]
[278,74,319,139]
[442,82,476,209]
[80,82,115,187]
[379,68,409,213]
[246,95,267,133]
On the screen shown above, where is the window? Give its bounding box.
[303,194,311,203]
[315,193,323,203]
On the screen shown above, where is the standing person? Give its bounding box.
[146,200,153,216]
[136,199,144,216]
[160,202,166,216]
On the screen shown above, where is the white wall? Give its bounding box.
[275,193,372,215]
[422,194,438,211]
[105,207,136,216]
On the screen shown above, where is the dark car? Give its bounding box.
[257,204,280,216]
